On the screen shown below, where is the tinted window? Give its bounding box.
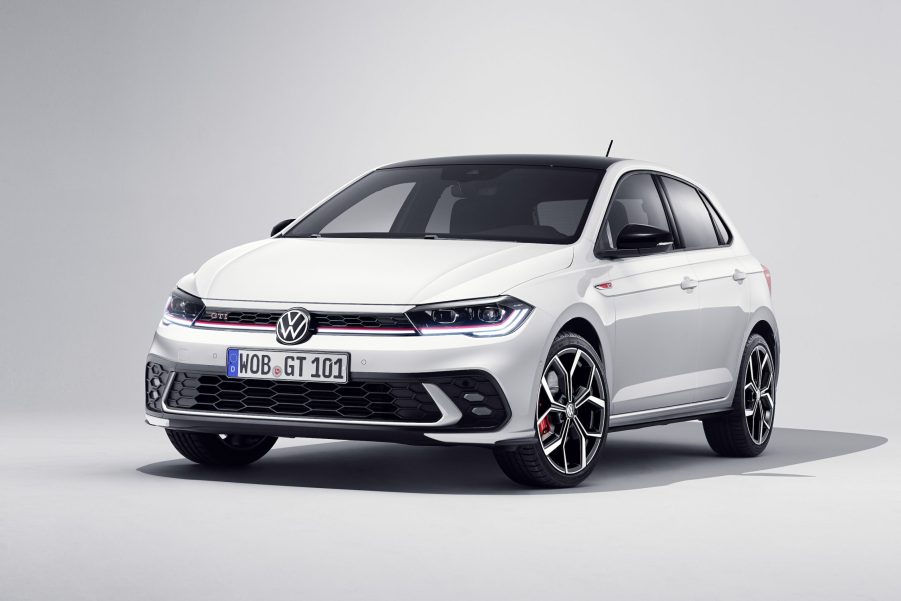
[286,165,604,244]
[661,177,719,250]
[536,199,590,236]
[598,173,671,250]
[704,196,731,244]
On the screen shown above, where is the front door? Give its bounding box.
[596,172,701,416]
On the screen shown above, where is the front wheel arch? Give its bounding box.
[558,317,604,364]
[528,304,612,419]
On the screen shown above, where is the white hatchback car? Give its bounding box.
[146,155,779,487]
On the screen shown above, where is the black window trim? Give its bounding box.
[652,174,684,250]
[594,169,733,260]
[697,189,733,246]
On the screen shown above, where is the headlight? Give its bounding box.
[406,296,532,337]
[163,289,205,326]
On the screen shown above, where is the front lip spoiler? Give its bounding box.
[145,409,464,446]
[146,414,169,427]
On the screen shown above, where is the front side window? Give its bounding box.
[598,173,672,251]
[660,177,720,250]
[285,165,604,244]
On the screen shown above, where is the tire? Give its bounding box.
[494,332,610,488]
[703,333,776,457]
[166,429,277,466]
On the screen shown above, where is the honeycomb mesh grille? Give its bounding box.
[200,310,412,329]
[165,372,443,423]
[145,362,171,412]
[315,313,412,329]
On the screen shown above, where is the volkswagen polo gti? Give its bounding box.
[145,155,779,487]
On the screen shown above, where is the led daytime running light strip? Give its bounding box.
[192,320,275,331]
[416,307,530,336]
[162,314,196,327]
[318,326,417,335]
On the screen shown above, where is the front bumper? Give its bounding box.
[145,310,552,445]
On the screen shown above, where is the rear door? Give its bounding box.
[659,176,750,402]
[597,173,700,416]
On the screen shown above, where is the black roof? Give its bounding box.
[381,154,621,170]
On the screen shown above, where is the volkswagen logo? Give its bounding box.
[276,308,312,345]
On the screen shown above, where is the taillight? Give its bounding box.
[762,265,772,294]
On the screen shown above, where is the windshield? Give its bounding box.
[284,165,605,244]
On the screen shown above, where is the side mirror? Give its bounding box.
[270,218,295,237]
[616,223,673,250]
[596,224,673,258]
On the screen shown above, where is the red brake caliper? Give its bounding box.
[538,415,551,437]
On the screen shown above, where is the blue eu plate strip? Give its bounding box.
[226,348,240,377]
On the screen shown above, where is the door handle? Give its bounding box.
[681,276,698,290]
[732,269,747,283]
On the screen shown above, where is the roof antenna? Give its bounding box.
[605,139,614,157]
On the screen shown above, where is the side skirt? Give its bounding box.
[608,409,731,433]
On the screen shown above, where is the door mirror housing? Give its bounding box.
[270,218,295,237]
[617,223,674,250]
[596,224,674,258]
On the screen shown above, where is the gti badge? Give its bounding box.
[276,308,312,345]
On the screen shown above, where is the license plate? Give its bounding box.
[226,348,349,383]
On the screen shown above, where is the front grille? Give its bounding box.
[205,310,281,326]
[198,309,413,330]
[165,372,443,423]
[147,357,510,430]
[315,313,412,329]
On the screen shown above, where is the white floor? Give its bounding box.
[2,407,897,601]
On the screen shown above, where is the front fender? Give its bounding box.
[511,270,615,417]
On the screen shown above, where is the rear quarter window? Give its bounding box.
[703,195,732,244]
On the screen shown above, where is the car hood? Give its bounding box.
[190,238,573,305]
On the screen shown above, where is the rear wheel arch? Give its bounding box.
[749,318,779,378]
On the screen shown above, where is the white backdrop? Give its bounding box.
[3,1,899,427]
[2,2,899,600]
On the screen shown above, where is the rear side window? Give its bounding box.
[661,177,719,250]
[598,173,672,250]
[704,196,732,244]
